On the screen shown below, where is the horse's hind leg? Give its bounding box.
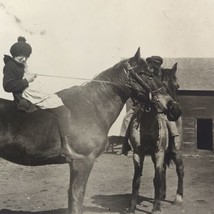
[68,156,95,214]
[151,152,165,213]
[172,150,184,205]
[128,153,145,214]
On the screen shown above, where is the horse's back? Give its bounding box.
[0,98,62,165]
[0,98,16,115]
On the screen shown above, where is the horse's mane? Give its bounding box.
[94,57,150,80]
[93,59,127,81]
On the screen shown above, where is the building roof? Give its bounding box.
[163,58,214,91]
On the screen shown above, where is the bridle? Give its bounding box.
[123,61,152,93]
[123,61,169,114]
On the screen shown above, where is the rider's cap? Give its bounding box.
[10,36,32,58]
[146,56,163,67]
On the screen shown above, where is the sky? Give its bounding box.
[0,0,214,134]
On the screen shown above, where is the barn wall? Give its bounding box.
[178,95,214,151]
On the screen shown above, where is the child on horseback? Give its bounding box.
[121,56,181,155]
[2,36,83,160]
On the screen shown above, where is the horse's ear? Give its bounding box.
[172,63,177,74]
[133,47,141,63]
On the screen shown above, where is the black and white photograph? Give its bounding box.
[0,1,214,214]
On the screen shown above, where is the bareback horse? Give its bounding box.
[127,63,184,214]
[0,48,181,214]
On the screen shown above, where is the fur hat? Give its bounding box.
[146,56,163,67]
[10,36,32,58]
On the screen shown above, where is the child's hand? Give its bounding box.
[25,73,37,83]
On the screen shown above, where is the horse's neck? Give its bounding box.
[87,69,129,129]
[87,84,127,129]
[60,83,128,132]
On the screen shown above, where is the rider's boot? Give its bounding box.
[121,136,131,156]
[61,136,84,160]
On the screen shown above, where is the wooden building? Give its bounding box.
[163,58,214,152]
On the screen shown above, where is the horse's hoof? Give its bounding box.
[173,194,183,205]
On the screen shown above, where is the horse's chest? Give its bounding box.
[139,119,161,154]
[140,118,159,139]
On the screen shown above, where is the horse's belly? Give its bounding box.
[0,131,62,166]
[0,144,64,166]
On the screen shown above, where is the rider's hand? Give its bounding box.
[25,73,37,83]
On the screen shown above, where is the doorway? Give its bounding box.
[197,118,213,150]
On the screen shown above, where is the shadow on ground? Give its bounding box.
[0,209,66,214]
[0,194,174,214]
[88,193,173,214]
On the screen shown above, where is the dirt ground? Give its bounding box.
[0,148,214,214]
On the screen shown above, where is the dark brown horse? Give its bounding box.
[127,63,184,214]
[0,49,181,214]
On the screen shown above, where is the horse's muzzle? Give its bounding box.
[166,101,182,121]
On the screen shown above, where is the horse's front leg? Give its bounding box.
[160,162,167,201]
[151,152,165,214]
[68,156,95,214]
[128,153,145,214]
[172,150,184,205]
